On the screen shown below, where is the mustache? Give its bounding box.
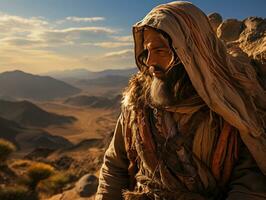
[148,60,183,79]
[148,65,166,79]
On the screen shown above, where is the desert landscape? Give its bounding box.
[0,12,265,200]
[0,67,132,200]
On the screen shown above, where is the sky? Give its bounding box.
[0,0,265,74]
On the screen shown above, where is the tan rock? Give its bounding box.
[208,12,223,33]
[45,174,98,200]
[217,19,244,42]
[238,17,266,63]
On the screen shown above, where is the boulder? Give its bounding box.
[46,174,98,200]
[238,17,266,61]
[208,12,223,33]
[75,174,98,197]
[217,19,244,42]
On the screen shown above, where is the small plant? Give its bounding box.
[38,172,74,195]
[0,139,16,164]
[26,162,55,190]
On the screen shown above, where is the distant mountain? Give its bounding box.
[77,75,129,87]
[43,69,91,80]
[0,100,76,127]
[44,67,137,80]
[59,135,113,154]
[92,68,137,78]
[0,117,72,151]
[0,116,22,145]
[64,94,121,109]
[44,68,136,97]
[0,70,81,101]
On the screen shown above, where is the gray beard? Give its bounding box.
[150,76,176,107]
[148,63,195,107]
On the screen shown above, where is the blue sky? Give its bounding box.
[0,0,265,73]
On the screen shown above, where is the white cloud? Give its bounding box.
[66,16,105,22]
[112,35,133,42]
[39,27,117,44]
[0,12,117,46]
[0,37,45,47]
[104,49,134,58]
[0,13,49,38]
[81,48,135,70]
[83,42,133,48]
[0,12,135,72]
[0,13,48,27]
[0,46,82,73]
[47,26,116,34]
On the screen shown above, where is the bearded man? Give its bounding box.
[96,1,266,200]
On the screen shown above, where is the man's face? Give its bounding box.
[142,27,177,107]
[143,27,174,79]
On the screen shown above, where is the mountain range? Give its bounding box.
[0,70,81,101]
[43,67,137,80]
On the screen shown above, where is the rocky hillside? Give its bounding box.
[0,100,76,127]
[0,117,72,152]
[0,70,81,101]
[64,94,121,109]
[208,14,265,77]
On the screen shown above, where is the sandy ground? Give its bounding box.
[37,101,120,144]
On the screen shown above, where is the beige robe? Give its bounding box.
[96,112,266,200]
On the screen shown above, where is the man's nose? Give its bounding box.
[145,52,158,67]
[145,52,152,66]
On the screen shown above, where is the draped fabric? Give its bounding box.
[122,70,238,199]
[131,1,266,175]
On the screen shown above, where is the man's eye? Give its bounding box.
[138,49,148,65]
[142,49,148,56]
[154,50,171,56]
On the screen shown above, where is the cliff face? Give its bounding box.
[208,13,266,88]
[208,13,266,62]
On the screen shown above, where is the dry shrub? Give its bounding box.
[0,185,38,200]
[0,139,16,163]
[26,162,55,190]
[38,171,74,195]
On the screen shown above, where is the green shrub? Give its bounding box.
[26,163,55,190]
[0,185,38,200]
[0,139,16,163]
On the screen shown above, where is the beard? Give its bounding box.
[150,76,175,106]
[149,64,194,107]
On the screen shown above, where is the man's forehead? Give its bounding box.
[143,27,169,47]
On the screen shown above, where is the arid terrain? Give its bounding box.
[38,101,119,143]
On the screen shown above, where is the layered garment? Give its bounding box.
[96,1,266,200]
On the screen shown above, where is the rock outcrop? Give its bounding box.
[208,12,223,33]
[211,14,265,86]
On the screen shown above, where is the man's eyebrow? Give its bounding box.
[142,46,168,51]
[145,42,168,48]
[149,46,169,50]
